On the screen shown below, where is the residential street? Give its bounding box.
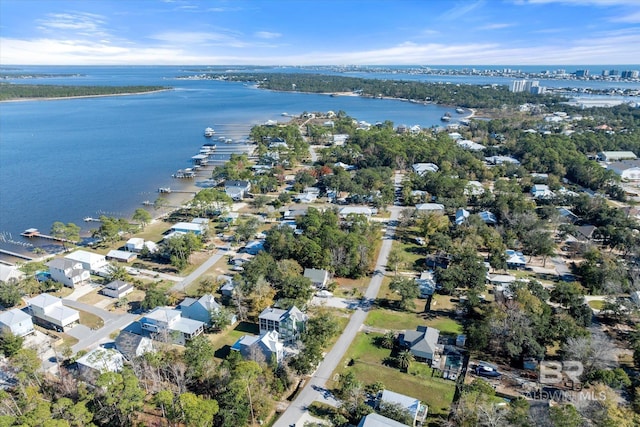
[273,205,402,427]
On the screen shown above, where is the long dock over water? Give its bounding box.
[0,248,34,261]
[21,228,72,243]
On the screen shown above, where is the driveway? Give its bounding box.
[309,296,361,310]
[273,206,402,427]
[170,249,226,292]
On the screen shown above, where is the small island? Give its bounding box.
[0,83,171,101]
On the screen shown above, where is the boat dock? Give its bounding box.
[20,228,72,243]
[0,248,34,261]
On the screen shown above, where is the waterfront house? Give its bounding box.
[125,238,158,253]
[224,180,251,201]
[376,390,428,427]
[399,326,441,364]
[102,280,134,299]
[170,222,206,235]
[358,413,410,427]
[64,250,108,274]
[231,330,284,364]
[25,294,79,332]
[140,307,205,345]
[259,306,307,345]
[76,347,124,381]
[0,308,35,337]
[303,268,330,289]
[0,264,25,284]
[115,330,154,361]
[47,258,90,288]
[106,249,137,263]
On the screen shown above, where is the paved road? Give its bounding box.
[170,249,227,292]
[62,299,137,353]
[274,205,402,427]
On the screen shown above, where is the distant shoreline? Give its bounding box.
[0,88,171,103]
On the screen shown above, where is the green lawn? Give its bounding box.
[332,332,456,417]
[588,299,605,310]
[365,308,462,335]
[208,321,259,360]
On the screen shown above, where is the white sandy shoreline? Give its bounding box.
[0,88,171,103]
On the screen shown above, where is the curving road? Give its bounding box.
[274,205,402,427]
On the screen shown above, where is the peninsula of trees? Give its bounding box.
[0,83,170,101]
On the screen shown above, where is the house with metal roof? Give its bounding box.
[399,326,442,364]
[224,180,251,201]
[140,307,205,345]
[415,203,445,215]
[170,222,206,235]
[0,308,34,337]
[102,280,134,299]
[115,330,154,361]
[411,163,439,176]
[64,250,108,273]
[376,390,428,427]
[76,347,124,381]
[178,294,231,327]
[304,268,330,289]
[259,306,307,345]
[47,258,90,288]
[0,264,25,284]
[505,249,526,269]
[358,413,410,427]
[597,151,637,162]
[25,294,79,332]
[231,330,284,364]
[106,249,137,263]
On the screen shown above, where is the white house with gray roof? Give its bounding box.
[47,258,90,288]
[358,413,410,427]
[140,307,205,345]
[411,163,439,176]
[0,308,34,337]
[606,160,640,181]
[64,250,108,273]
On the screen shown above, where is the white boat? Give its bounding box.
[440,113,451,122]
[456,108,465,114]
[204,127,215,137]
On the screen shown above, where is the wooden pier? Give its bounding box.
[0,248,34,261]
[20,228,72,243]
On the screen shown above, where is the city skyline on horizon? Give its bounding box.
[1,0,640,66]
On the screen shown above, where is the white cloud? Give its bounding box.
[610,11,640,23]
[440,0,486,20]
[254,31,281,39]
[37,12,110,38]
[477,23,515,30]
[516,0,640,6]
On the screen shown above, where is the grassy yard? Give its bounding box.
[78,310,104,329]
[208,321,259,360]
[588,299,605,310]
[365,309,463,335]
[331,332,456,417]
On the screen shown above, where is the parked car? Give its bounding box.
[475,365,501,378]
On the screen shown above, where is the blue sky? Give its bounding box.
[1,0,639,65]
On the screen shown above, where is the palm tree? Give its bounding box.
[381,331,395,349]
[396,349,414,372]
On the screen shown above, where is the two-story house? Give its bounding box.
[25,294,79,332]
[47,258,90,288]
[258,306,307,345]
[0,308,35,337]
[140,307,205,345]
